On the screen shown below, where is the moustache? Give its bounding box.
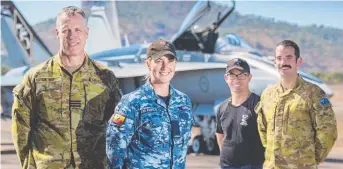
[278,65,292,69]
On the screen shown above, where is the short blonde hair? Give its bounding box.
[56,6,86,28]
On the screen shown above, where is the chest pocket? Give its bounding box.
[35,77,63,121]
[83,78,109,122]
[285,100,311,131]
[176,106,192,144]
[137,112,164,149]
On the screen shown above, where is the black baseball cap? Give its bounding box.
[226,58,250,74]
[147,39,177,60]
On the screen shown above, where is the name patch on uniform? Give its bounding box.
[112,114,126,125]
[320,98,330,106]
[178,106,191,111]
[36,77,62,82]
[141,107,157,114]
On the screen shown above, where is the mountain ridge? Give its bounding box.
[31,1,343,72]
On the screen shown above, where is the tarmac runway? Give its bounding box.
[1,150,343,169]
[1,118,343,169]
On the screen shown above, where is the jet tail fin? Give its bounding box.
[82,1,122,55]
[1,1,52,68]
[124,34,130,47]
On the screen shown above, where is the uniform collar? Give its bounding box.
[142,80,178,107]
[276,74,304,94]
[143,80,176,99]
[53,52,92,74]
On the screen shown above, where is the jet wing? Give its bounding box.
[0,66,29,86]
[1,62,226,86]
[111,62,226,78]
[1,76,24,87]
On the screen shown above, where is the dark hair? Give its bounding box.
[276,40,300,58]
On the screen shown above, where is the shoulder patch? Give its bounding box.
[320,98,330,106]
[111,114,126,125]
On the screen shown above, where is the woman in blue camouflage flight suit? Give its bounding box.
[106,39,193,169]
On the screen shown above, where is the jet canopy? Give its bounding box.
[172,0,235,54]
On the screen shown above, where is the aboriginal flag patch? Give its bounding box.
[112,114,126,125]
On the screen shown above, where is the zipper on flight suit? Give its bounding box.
[166,112,174,168]
[60,67,77,168]
[67,72,76,168]
[164,102,174,169]
[82,80,87,119]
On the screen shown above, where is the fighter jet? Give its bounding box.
[1,0,333,155]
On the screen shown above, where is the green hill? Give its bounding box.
[33,1,343,73]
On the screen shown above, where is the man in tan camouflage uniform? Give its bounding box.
[12,6,121,169]
[255,40,337,169]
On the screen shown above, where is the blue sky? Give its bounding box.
[13,1,343,30]
[236,1,343,29]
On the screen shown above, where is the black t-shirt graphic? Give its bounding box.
[216,93,265,167]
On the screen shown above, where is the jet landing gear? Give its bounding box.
[188,115,219,155]
[191,135,205,153]
[190,135,219,155]
[205,138,218,154]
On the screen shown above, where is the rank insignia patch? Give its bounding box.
[112,114,126,125]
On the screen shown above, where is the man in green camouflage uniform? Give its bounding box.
[255,40,337,169]
[12,6,121,169]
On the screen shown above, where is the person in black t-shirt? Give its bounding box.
[216,58,265,169]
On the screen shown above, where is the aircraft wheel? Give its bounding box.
[192,136,204,153]
[206,138,219,155]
